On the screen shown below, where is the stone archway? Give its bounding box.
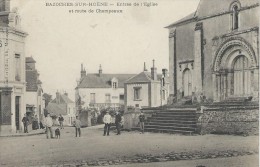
[212,37,258,101]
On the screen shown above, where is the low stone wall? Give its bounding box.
[123,108,156,130]
[198,106,259,135]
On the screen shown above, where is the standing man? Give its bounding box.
[103,111,112,136]
[58,114,64,129]
[74,116,81,137]
[139,111,145,134]
[22,114,29,133]
[115,111,122,135]
[45,113,54,139]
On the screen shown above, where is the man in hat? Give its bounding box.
[22,114,29,133]
[115,111,122,135]
[103,111,112,136]
[139,111,145,134]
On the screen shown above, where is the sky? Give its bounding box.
[11,0,200,100]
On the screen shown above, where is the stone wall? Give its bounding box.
[198,107,259,135]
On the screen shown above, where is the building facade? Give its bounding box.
[75,64,135,111]
[167,0,259,102]
[25,57,44,123]
[46,91,76,126]
[124,61,169,109]
[0,0,27,134]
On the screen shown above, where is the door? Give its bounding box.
[15,96,20,131]
[233,55,251,96]
[183,69,192,96]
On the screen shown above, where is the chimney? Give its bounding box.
[56,91,60,104]
[143,62,147,71]
[151,59,157,81]
[80,64,86,78]
[162,69,168,77]
[98,64,102,77]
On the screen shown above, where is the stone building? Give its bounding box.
[124,61,169,109]
[0,0,28,134]
[25,57,44,124]
[75,64,135,111]
[46,91,76,126]
[166,0,259,103]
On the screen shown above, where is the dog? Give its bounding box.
[55,128,61,139]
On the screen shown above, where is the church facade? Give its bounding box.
[167,0,259,102]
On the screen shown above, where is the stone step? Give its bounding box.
[145,127,195,134]
[146,119,197,124]
[146,122,196,127]
[148,117,196,121]
[154,114,196,118]
[146,124,196,130]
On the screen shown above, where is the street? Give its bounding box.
[0,125,258,167]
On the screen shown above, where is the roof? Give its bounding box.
[26,70,38,91]
[126,71,163,84]
[26,57,36,63]
[52,94,74,104]
[165,12,196,28]
[77,74,136,88]
[46,103,67,115]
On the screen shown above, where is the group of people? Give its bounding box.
[103,110,145,136]
[22,109,146,138]
[103,111,123,136]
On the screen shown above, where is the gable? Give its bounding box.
[195,0,259,18]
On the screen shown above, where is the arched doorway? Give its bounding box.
[183,69,192,96]
[233,55,251,96]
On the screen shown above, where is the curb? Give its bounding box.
[0,131,45,138]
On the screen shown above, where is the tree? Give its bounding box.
[43,93,52,107]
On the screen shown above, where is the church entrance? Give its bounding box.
[213,37,258,102]
[183,69,192,96]
[233,55,251,96]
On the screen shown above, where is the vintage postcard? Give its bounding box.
[0,0,259,166]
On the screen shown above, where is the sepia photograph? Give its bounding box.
[0,0,259,166]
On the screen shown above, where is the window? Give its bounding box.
[90,93,95,103]
[134,87,141,100]
[15,54,21,81]
[105,94,111,103]
[119,94,124,100]
[112,82,117,88]
[231,5,239,30]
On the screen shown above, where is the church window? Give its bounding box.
[231,4,239,30]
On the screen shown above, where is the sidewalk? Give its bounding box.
[0,128,45,137]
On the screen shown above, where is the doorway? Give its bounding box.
[15,96,20,131]
[183,69,192,96]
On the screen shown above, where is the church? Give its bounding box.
[166,0,259,103]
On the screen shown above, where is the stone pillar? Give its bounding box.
[227,71,233,96]
[223,73,227,100]
[194,22,203,93]
[212,74,217,100]
[169,28,176,96]
[252,68,259,99]
[216,74,221,102]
